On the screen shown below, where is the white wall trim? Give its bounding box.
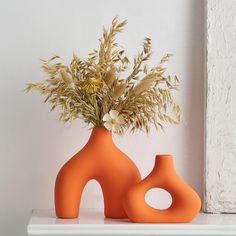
[204,0,236,213]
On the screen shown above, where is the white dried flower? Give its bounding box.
[103,110,124,133]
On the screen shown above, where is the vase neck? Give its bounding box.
[86,127,113,146]
[153,155,175,174]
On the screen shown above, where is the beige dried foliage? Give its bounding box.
[112,80,127,100]
[133,75,156,95]
[26,17,181,134]
[104,68,116,87]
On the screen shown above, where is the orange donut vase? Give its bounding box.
[55,127,141,219]
[123,154,201,223]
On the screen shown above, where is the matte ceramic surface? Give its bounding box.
[55,127,141,219]
[123,155,201,223]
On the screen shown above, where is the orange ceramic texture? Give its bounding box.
[55,127,141,219]
[123,155,201,223]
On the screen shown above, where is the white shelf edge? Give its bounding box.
[27,209,236,235]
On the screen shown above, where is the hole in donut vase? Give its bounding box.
[54,127,141,219]
[145,188,172,210]
[123,154,201,223]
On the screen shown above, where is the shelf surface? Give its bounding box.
[28,209,236,235]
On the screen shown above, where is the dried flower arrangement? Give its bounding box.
[26,17,180,134]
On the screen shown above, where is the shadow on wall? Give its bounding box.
[181,0,204,200]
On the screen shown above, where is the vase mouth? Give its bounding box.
[91,126,112,136]
[92,126,112,134]
[154,154,175,172]
[87,127,113,145]
[93,126,110,131]
[155,154,173,158]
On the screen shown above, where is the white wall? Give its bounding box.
[0,0,204,235]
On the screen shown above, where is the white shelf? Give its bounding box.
[28,209,236,235]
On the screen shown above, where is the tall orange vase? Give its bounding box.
[55,127,141,219]
[123,154,201,223]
